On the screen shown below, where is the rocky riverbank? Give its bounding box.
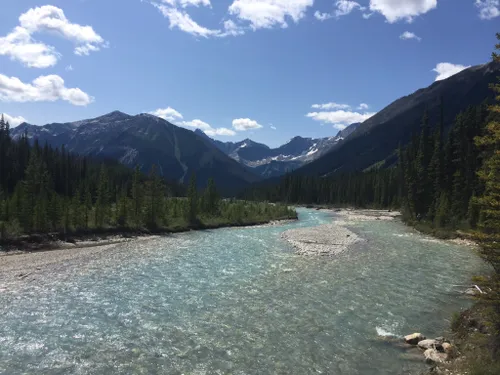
[281,208,399,256]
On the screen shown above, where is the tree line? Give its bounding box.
[0,122,296,241]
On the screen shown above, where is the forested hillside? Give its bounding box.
[293,60,500,177]
[248,34,500,366]
[0,122,295,241]
[247,101,489,231]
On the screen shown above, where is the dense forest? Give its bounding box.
[247,101,489,231]
[0,123,296,241]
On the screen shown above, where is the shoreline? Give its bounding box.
[0,217,298,255]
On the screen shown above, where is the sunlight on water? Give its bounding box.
[0,209,486,374]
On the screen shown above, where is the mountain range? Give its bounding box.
[10,61,500,193]
[195,123,360,178]
[12,111,259,192]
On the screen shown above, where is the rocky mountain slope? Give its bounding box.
[196,122,360,178]
[12,111,260,192]
[295,61,500,177]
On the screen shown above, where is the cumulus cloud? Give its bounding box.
[306,110,375,130]
[312,102,351,110]
[19,5,107,56]
[232,118,264,131]
[207,127,236,136]
[432,62,470,81]
[400,31,421,41]
[150,106,184,122]
[0,26,59,68]
[0,74,93,106]
[150,107,235,136]
[358,103,369,110]
[228,0,314,30]
[0,6,106,68]
[369,0,437,23]
[182,119,236,136]
[475,0,500,19]
[1,112,27,127]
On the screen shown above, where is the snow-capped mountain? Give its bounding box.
[196,122,361,178]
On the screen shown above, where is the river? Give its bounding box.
[0,209,486,374]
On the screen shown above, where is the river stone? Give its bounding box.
[404,333,426,345]
[418,339,442,350]
[441,342,454,354]
[424,348,448,364]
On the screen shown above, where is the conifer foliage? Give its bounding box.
[0,125,296,241]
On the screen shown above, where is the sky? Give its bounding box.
[0,0,498,147]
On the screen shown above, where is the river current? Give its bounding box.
[0,209,486,374]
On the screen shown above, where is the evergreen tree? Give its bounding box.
[186,174,198,224]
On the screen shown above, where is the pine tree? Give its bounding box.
[131,166,142,229]
[186,174,198,224]
[204,178,220,216]
[472,32,500,355]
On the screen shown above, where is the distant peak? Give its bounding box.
[94,110,131,122]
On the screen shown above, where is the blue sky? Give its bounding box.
[0,0,498,147]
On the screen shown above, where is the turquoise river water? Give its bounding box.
[0,209,487,374]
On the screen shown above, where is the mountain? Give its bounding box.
[12,111,260,192]
[295,61,500,177]
[197,122,361,178]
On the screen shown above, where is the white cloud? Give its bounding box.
[228,0,314,30]
[65,64,74,71]
[475,0,500,19]
[270,125,277,130]
[0,74,93,106]
[312,102,351,110]
[19,5,106,56]
[207,127,236,136]
[400,31,421,41]
[232,118,264,131]
[336,1,363,17]
[161,0,212,8]
[432,62,470,81]
[369,0,437,23]
[358,103,369,110]
[314,11,334,21]
[362,12,373,19]
[0,6,106,68]
[220,20,245,36]
[150,106,235,136]
[0,26,59,68]
[1,113,27,127]
[314,1,363,21]
[306,110,375,130]
[150,106,184,122]
[153,3,221,37]
[182,119,236,136]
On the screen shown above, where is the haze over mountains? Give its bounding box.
[10,61,500,192]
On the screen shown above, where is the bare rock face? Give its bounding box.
[404,333,426,345]
[423,348,448,364]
